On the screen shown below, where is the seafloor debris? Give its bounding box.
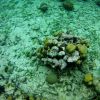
[37,32,88,71]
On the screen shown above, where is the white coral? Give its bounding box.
[67,51,80,62]
[52,58,59,67]
[59,59,67,70]
[58,51,65,56]
[63,55,68,61]
[51,46,59,52]
[47,50,58,57]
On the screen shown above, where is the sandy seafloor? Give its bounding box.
[0,0,100,100]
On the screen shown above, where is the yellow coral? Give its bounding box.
[66,43,76,53]
[84,73,93,85]
[77,44,87,57]
[44,38,53,48]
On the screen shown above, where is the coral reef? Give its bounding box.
[37,32,88,71]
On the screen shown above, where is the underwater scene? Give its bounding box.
[0,0,100,100]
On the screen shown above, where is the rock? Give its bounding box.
[39,3,48,12]
[46,72,58,84]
